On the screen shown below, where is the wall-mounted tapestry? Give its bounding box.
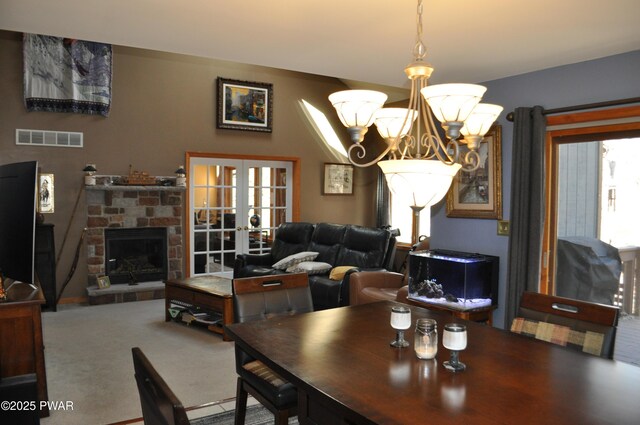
[23,34,112,117]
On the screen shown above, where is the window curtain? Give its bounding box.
[376,168,390,228]
[505,106,546,326]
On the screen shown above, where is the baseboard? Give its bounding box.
[58,296,88,305]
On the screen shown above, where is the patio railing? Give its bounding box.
[616,246,640,316]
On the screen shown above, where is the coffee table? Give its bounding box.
[164,275,233,341]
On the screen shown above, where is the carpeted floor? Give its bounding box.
[40,299,237,425]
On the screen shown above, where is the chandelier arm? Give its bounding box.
[347,142,395,168]
[461,149,481,172]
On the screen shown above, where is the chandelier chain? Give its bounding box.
[414,0,426,61]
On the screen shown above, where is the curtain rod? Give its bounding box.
[505,97,640,122]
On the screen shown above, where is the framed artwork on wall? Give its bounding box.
[323,163,354,195]
[446,125,502,219]
[38,173,54,213]
[216,77,273,132]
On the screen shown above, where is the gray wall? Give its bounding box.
[431,49,640,329]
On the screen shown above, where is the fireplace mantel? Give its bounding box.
[87,185,186,192]
[86,175,186,192]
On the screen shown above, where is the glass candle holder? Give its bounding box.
[442,323,467,372]
[414,318,437,359]
[390,306,411,348]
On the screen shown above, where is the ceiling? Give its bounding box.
[2,0,639,93]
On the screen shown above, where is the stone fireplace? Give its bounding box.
[85,184,185,304]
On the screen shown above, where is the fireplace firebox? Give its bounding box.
[104,227,168,284]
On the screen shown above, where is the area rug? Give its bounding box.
[190,404,298,425]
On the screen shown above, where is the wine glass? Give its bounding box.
[443,323,467,371]
[390,306,411,348]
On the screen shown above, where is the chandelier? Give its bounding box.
[329,0,502,242]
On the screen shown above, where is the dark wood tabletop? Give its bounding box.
[225,300,640,425]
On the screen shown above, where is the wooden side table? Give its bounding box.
[403,297,496,325]
[0,282,49,417]
[164,276,234,341]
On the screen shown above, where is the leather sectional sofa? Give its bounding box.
[234,222,397,310]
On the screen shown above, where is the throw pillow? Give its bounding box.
[272,251,319,270]
[286,261,333,275]
[329,266,357,281]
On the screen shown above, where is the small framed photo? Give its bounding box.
[446,125,503,219]
[217,77,273,132]
[38,173,54,213]
[323,163,354,195]
[97,275,111,289]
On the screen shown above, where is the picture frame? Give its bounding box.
[217,77,273,132]
[323,163,354,195]
[38,173,54,213]
[446,125,502,219]
[97,275,111,289]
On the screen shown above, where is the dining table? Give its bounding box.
[225,300,640,424]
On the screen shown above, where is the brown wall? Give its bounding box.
[0,30,378,299]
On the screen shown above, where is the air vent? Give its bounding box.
[16,129,83,148]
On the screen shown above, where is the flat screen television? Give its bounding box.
[0,161,38,285]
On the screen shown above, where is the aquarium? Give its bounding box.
[408,249,499,311]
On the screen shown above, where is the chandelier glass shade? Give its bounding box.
[328,0,502,245]
[377,159,461,209]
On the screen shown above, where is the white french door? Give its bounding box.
[189,156,293,278]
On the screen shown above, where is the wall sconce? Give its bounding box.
[83,164,97,186]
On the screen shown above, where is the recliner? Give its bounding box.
[234,222,396,310]
[232,273,313,425]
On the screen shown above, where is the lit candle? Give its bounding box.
[415,345,438,359]
[390,306,411,330]
[443,324,467,350]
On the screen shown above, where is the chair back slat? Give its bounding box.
[132,347,190,425]
[233,273,313,324]
[233,272,309,295]
[520,292,619,327]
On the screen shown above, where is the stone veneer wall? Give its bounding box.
[85,187,185,286]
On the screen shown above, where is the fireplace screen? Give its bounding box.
[104,227,168,284]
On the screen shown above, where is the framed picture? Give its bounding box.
[217,77,273,132]
[97,275,111,289]
[38,173,54,213]
[323,163,354,195]
[446,125,502,219]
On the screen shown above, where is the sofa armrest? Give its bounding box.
[348,271,405,306]
[233,253,274,277]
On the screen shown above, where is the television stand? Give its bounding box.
[0,281,49,417]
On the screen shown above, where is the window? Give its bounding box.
[542,105,640,315]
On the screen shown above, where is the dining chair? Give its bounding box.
[511,291,620,358]
[232,272,313,425]
[131,347,191,425]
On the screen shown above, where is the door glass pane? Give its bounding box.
[554,137,640,313]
